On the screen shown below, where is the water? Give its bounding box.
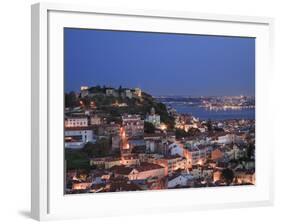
[167,103,255,121]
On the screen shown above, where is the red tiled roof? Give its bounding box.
[110,166,133,175]
[136,162,164,172]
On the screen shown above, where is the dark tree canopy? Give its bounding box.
[65,91,79,108]
[175,128,189,139]
[65,150,90,170]
[83,138,111,158]
[81,96,91,108]
[187,127,201,137]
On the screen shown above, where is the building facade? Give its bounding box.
[122,114,144,137]
[90,114,102,125]
[65,117,88,128]
[65,128,94,149]
[145,107,161,127]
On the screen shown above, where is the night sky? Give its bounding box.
[64,28,255,96]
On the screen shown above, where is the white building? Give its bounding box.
[185,147,208,165]
[65,128,94,149]
[198,127,206,133]
[65,117,88,128]
[167,174,193,188]
[80,86,89,98]
[125,89,132,99]
[169,142,185,157]
[217,133,243,144]
[154,155,188,175]
[145,107,161,127]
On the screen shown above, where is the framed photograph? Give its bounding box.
[31,2,274,221]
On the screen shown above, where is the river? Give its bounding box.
[165,103,255,121]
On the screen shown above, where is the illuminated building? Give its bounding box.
[145,107,161,127]
[122,114,144,137]
[234,169,255,184]
[110,162,165,180]
[167,173,193,188]
[154,155,188,175]
[134,87,142,97]
[80,86,89,98]
[90,114,102,125]
[65,116,88,128]
[65,127,94,149]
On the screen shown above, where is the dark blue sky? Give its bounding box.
[65,28,255,96]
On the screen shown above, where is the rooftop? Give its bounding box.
[110,162,165,175]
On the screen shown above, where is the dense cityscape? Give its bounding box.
[64,86,255,194]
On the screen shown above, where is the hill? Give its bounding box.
[65,86,175,129]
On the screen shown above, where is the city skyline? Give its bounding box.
[64,28,255,96]
[64,28,255,194]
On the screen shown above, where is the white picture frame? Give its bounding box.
[31,2,274,221]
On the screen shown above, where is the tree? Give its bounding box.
[83,138,111,158]
[144,121,155,134]
[187,127,200,137]
[81,96,91,108]
[154,103,175,130]
[65,150,90,170]
[175,128,188,139]
[221,168,234,185]
[65,91,79,108]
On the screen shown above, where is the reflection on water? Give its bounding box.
[168,103,255,120]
